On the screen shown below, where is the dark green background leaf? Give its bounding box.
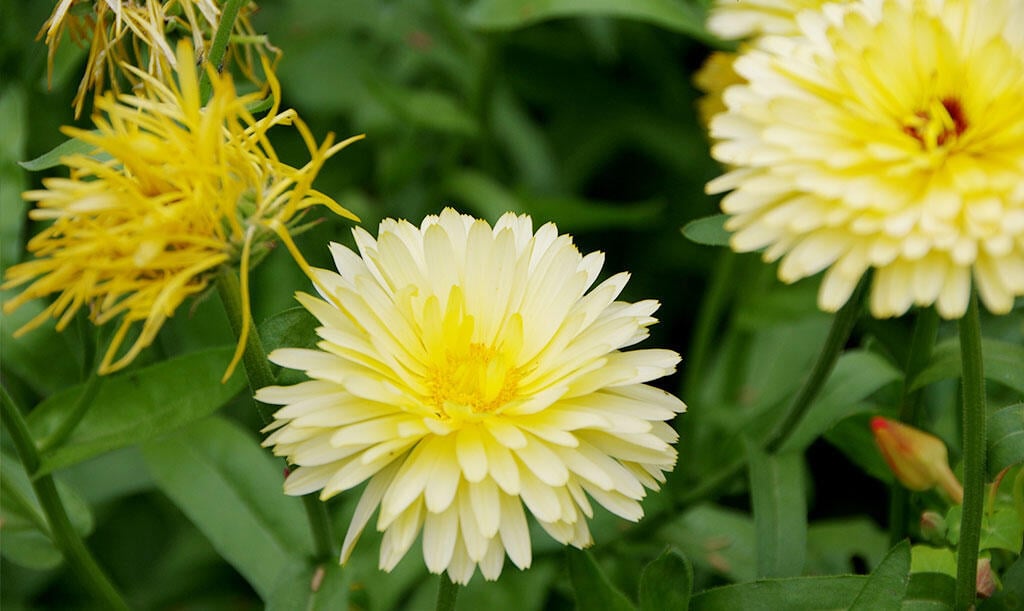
[849,540,910,611]
[681,214,730,247]
[567,548,635,611]
[988,403,1024,477]
[747,446,806,578]
[638,546,692,611]
[690,576,866,610]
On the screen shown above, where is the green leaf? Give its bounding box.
[465,0,715,43]
[825,413,896,485]
[681,214,730,247]
[0,451,94,570]
[142,416,314,600]
[905,572,955,611]
[445,169,525,221]
[989,403,1024,477]
[524,196,665,232]
[690,575,866,610]
[259,306,321,354]
[266,562,349,611]
[849,540,910,611]
[781,350,901,452]
[566,548,635,611]
[661,504,757,583]
[910,545,956,578]
[979,506,1024,553]
[747,445,806,577]
[18,135,98,171]
[805,518,889,575]
[912,339,1024,394]
[28,347,245,474]
[638,547,692,611]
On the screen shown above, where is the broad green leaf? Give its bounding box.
[849,540,910,611]
[0,451,94,570]
[979,506,1024,553]
[912,339,1024,394]
[805,518,889,575]
[18,135,97,171]
[681,214,730,247]
[988,404,1024,477]
[638,547,692,611]
[781,350,901,452]
[690,575,867,610]
[980,553,1024,610]
[661,504,757,583]
[566,548,635,611]
[465,0,715,44]
[747,445,806,577]
[910,545,956,577]
[266,562,349,611]
[59,446,153,506]
[905,572,955,611]
[28,347,245,474]
[142,416,313,599]
[259,306,321,354]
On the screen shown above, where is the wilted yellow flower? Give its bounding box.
[257,209,686,584]
[871,417,963,502]
[706,0,1024,318]
[3,42,360,376]
[41,0,275,117]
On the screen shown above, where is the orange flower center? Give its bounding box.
[902,97,968,150]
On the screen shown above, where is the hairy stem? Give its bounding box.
[955,292,985,610]
[1,387,128,610]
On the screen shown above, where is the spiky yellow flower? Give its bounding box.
[3,42,360,375]
[256,209,686,584]
[706,0,1024,318]
[41,0,275,117]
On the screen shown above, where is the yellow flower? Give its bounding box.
[706,0,1024,318]
[40,0,275,117]
[707,0,838,40]
[694,51,744,130]
[3,42,360,376]
[256,209,686,584]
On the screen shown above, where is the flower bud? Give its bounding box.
[919,511,947,543]
[870,417,964,503]
[976,557,998,598]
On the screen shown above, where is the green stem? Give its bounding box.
[888,307,940,545]
[198,0,247,102]
[1,387,128,610]
[763,278,867,453]
[216,269,336,562]
[683,251,737,398]
[955,292,986,610]
[435,574,460,611]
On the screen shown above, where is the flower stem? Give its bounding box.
[435,574,460,611]
[683,251,737,398]
[955,292,986,611]
[888,307,940,545]
[39,371,103,454]
[215,269,336,562]
[763,277,867,453]
[199,0,247,102]
[0,386,128,610]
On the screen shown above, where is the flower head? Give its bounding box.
[707,0,1024,318]
[3,42,360,376]
[256,209,686,584]
[871,416,963,502]
[41,0,275,117]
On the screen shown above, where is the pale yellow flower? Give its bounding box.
[707,0,839,40]
[257,209,686,584]
[694,50,744,129]
[3,42,360,376]
[706,0,1024,318]
[40,0,275,117]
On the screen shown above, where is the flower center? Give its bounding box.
[426,342,522,421]
[902,97,968,150]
